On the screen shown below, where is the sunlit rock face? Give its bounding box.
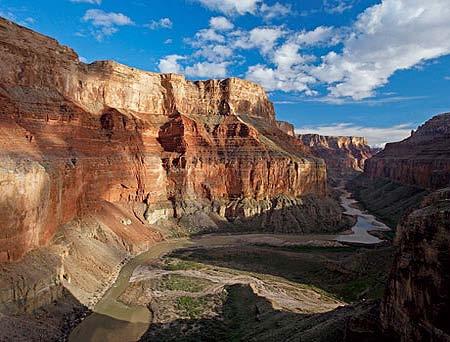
[0,18,335,262]
[365,113,450,190]
[381,188,450,341]
[297,134,374,175]
[276,121,295,136]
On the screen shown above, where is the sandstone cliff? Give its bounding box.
[0,17,341,264]
[365,113,450,190]
[297,134,373,175]
[381,188,450,341]
[276,120,295,136]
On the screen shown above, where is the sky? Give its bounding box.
[1,0,450,146]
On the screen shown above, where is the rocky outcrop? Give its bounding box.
[0,17,336,263]
[276,120,295,136]
[381,188,450,341]
[365,113,450,190]
[298,134,373,175]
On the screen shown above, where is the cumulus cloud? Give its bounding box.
[185,61,228,78]
[312,0,450,99]
[260,2,291,20]
[246,64,315,92]
[233,27,285,54]
[158,54,185,74]
[295,123,414,146]
[194,45,233,63]
[70,0,102,4]
[209,16,234,30]
[243,26,337,93]
[295,26,337,46]
[194,0,260,15]
[82,9,134,40]
[145,18,173,30]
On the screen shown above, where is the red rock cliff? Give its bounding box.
[297,134,373,175]
[0,18,332,262]
[364,113,450,190]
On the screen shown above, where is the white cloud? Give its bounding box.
[260,2,291,20]
[194,45,233,62]
[82,9,134,40]
[194,0,260,15]
[185,61,228,78]
[71,0,102,4]
[164,38,173,44]
[234,27,285,55]
[290,95,428,105]
[295,26,337,46]
[246,64,315,93]
[295,123,414,146]
[145,18,173,30]
[209,16,234,30]
[324,0,355,14]
[193,28,225,43]
[158,54,185,74]
[444,76,450,81]
[312,0,450,99]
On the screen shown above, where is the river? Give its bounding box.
[69,189,390,341]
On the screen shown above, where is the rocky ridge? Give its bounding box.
[298,134,374,175]
[365,113,450,190]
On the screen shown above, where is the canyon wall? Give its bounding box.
[297,134,373,175]
[276,120,295,136]
[0,18,337,263]
[365,113,450,190]
[381,188,450,341]
[360,114,450,341]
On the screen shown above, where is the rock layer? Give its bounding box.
[0,18,333,262]
[365,113,450,190]
[381,188,450,341]
[276,120,295,136]
[298,134,373,175]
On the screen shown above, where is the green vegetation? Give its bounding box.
[157,274,211,293]
[172,244,395,303]
[176,296,206,319]
[163,258,204,271]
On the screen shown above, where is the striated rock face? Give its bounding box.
[297,134,373,175]
[381,188,450,341]
[365,113,450,190]
[276,120,295,136]
[0,18,333,262]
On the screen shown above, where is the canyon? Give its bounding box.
[0,17,449,342]
[0,17,348,337]
[0,17,343,264]
[298,134,375,176]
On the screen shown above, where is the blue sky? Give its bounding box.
[1,0,449,145]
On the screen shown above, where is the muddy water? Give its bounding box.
[69,189,389,341]
[68,240,191,342]
[335,188,390,244]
